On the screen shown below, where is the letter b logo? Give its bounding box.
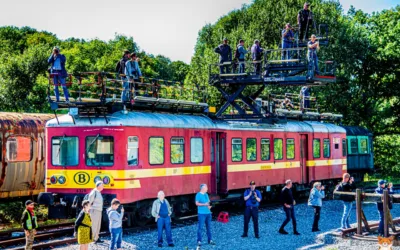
[74,172,90,185]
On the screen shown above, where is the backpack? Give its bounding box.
[115,60,121,73]
[234,46,241,59]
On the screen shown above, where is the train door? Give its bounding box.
[300,134,309,184]
[216,132,227,194]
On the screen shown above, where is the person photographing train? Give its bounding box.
[336,173,356,230]
[241,181,261,239]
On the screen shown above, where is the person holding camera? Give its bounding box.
[151,190,174,248]
[47,46,70,103]
[282,23,294,60]
[279,180,300,235]
[375,180,394,236]
[336,173,356,230]
[241,181,261,239]
[308,182,325,232]
[107,198,124,250]
[307,34,320,74]
[124,53,142,101]
[195,184,215,246]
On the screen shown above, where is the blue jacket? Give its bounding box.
[308,188,325,207]
[237,45,248,60]
[48,54,68,77]
[125,60,142,79]
[375,187,394,211]
[282,29,294,43]
[214,44,232,63]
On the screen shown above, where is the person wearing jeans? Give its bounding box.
[151,191,174,247]
[107,199,124,250]
[47,46,69,103]
[375,180,394,236]
[195,184,216,246]
[308,182,325,232]
[307,35,320,74]
[336,173,356,230]
[279,180,300,235]
[241,181,261,238]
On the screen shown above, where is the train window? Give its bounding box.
[38,137,44,161]
[246,138,256,161]
[313,139,321,158]
[274,139,283,160]
[261,139,270,161]
[342,139,347,157]
[221,138,225,161]
[127,136,139,166]
[232,138,243,162]
[323,139,330,158]
[190,138,203,163]
[171,137,184,164]
[359,137,369,154]
[52,136,78,166]
[86,136,114,166]
[149,137,164,165]
[7,136,33,162]
[211,138,214,163]
[349,138,358,154]
[286,139,295,160]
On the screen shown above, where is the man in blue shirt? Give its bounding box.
[241,181,261,238]
[251,40,264,75]
[195,184,215,247]
[124,53,142,101]
[308,34,319,74]
[236,39,248,73]
[47,46,69,103]
[214,38,232,74]
[282,23,294,60]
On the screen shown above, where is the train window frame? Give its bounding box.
[85,135,114,167]
[261,138,270,161]
[149,137,165,165]
[171,137,185,164]
[232,138,243,162]
[358,137,369,154]
[274,138,283,160]
[190,137,204,164]
[211,138,214,163]
[6,136,33,162]
[342,139,347,157]
[323,139,330,158]
[286,138,295,160]
[313,139,321,158]
[348,136,358,155]
[246,138,257,161]
[51,136,79,166]
[38,137,44,161]
[221,138,225,162]
[127,136,139,166]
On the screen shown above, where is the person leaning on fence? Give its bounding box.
[336,173,356,230]
[308,182,325,232]
[107,198,124,250]
[307,35,320,74]
[74,200,93,250]
[375,180,394,236]
[47,46,70,103]
[196,184,216,247]
[279,180,300,235]
[124,53,142,101]
[88,181,104,243]
[282,23,294,60]
[281,96,294,110]
[116,50,130,102]
[236,39,248,74]
[151,191,175,247]
[297,2,313,42]
[242,181,261,239]
[214,38,232,74]
[21,200,38,250]
[251,40,264,75]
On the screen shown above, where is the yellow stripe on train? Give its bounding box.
[228,161,301,172]
[306,159,347,167]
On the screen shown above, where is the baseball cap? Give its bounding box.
[25,200,35,206]
[378,180,386,186]
[249,181,256,185]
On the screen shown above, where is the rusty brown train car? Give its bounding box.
[0,112,53,199]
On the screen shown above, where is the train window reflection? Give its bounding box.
[191,138,203,163]
[342,139,347,157]
[52,136,78,166]
[313,139,320,158]
[171,137,184,164]
[86,135,114,166]
[286,139,295,160]
[149,137,164,165]
[246,138,256,161]
[274,139,283,160]
[359,138,369,154]
[261,139,270,161]
[127,136,139,166]
[323,139,330,158]
[7,136,33,162]
[232,138,242,162]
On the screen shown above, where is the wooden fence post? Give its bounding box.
[383,189,389,237]
[356,189,363,236]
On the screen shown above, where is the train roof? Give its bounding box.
[0,112,53,130]
[341,126,373,136]
[46,111,346,133]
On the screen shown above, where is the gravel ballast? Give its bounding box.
[55,200,400,250]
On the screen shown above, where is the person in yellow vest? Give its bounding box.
[74,200,93,250]
[21,200,38,250]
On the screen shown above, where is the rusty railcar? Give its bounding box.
[0,112,53,199]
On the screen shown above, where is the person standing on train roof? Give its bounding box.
[236,39,248,74]
[124,52,142,100]
[279,180,300,235]
[300,86,311,110]
[251,40,264,75]
[74,200,93,250]
[297,2,313,42]
[47,46,70,103]
[241,181,262,239]
[116,50,130,102]
[336,173,356,230]
[88,181,104,243]
[282,23,294,60]
[308,182,325,232]
[152,190,174,247]
[195,184,216,247]
[21,200,38,250]
[375,180,394,236]
[214,38,232,74]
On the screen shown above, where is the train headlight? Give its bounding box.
[58,176,66,184]
[94,176,102,184]
[103,176,110,185]
[50,176,58,185]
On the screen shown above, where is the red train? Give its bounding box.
[39,111,347,224]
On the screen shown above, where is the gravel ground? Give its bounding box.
[55,200,400,250]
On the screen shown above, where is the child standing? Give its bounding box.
[107,199,124,250]
[21,200,38,250]
[74,200,93,250]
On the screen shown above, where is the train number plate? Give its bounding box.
[76,189,87,193]
[260,165,271,170]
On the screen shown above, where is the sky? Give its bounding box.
[0,0,398,63]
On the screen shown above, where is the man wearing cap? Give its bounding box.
[195,184,216,246]
[242,181,261,238]
[214,38,232,74]
[88,181,104,243]
[375,180,394,236]
[251,40,264,74]
[336,173,356,230]
[282,23,294,60]
[279,180,300,235]
[47,46,70,103]
[297,2,313,42]
[21,200,38,250]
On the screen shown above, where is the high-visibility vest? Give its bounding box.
[25,210,38,230]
